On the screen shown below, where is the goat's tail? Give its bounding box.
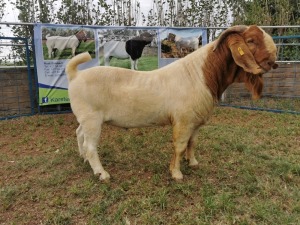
[66,52,92,81]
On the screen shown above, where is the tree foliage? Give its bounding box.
[231,0,299,26]
[0,0,6,37]
[2,0,299,64]
[0,0,5,21]
[144,0,231,27]
[7,0,300,35]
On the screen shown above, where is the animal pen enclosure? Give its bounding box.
[0,24,299,120]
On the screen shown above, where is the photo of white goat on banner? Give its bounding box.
[98,29,158,71]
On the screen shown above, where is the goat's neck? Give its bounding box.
[201,44,240,102]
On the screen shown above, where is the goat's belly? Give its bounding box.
[104,109,170,128]
[110,52,130,59]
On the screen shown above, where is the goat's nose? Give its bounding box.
[268,60,278,69]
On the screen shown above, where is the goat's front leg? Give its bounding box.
[185,126,201,167]
[48,48,52,58]
[81,117,110,181]
[71,47,76,57]
[130,59,138,70]
[134,59,138,70]
[170,123,195,180]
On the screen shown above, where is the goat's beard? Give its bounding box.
[244,74,264,100]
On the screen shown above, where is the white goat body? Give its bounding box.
[102,40,133,67]
[66,25,278,181]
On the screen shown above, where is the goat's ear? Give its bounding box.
[228,34,263,75]
[213,25,248,51]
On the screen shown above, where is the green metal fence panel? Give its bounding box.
[0,37,35,120]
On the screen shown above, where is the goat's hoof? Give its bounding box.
[171,170,183,181]
[99,171,111,182]
[188,159,199,168]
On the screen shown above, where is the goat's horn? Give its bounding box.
[213,25,248,51]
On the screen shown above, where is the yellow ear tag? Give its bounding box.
[238,47,245,56]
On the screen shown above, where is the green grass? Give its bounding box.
[0,108,299,224]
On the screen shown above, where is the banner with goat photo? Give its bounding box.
[34,24,98,106]
[34,23,207,106]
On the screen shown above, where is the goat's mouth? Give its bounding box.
[257,60,278,74]
[258,65,267,74]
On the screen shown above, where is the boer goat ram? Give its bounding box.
[46,30,87,58]
[66,25,278,181]
[101,32,154,70]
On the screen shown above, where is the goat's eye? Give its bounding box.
[247,38,254,43]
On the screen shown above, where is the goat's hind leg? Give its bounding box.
[76,124,87,161]
[81,115,110,181]
[104,56,111,66]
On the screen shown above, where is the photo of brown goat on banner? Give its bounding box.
[44,29,89,59]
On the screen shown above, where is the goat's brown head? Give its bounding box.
[168,33,176,42]
[75,30,88,42]
[213,25,278,99]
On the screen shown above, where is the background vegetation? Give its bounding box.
[0,0,299,64]
[1,0,298,27]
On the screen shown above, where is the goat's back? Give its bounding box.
[103,41,129,59]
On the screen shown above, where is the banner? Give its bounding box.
[34,24,207,106]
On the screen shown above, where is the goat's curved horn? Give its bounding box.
[213,25,248,51]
